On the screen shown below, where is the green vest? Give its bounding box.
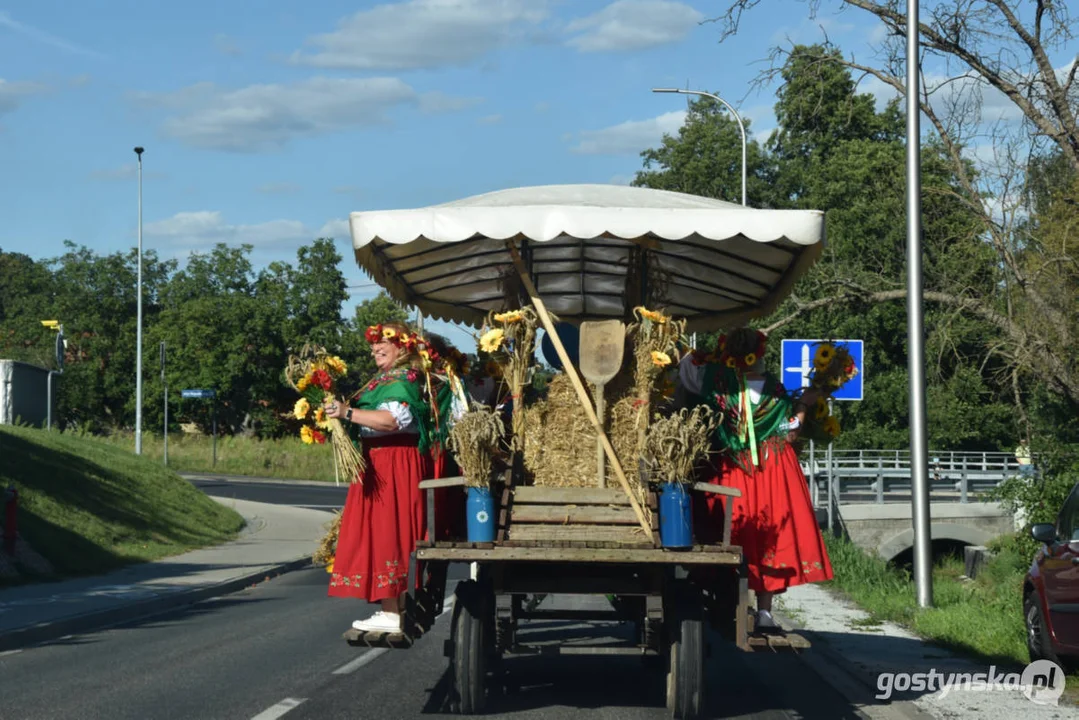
[350,368,437,452]
[700,364,793,471]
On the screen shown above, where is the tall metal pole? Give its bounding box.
[653,88,747,206]
[134,147,145,455]
[161,341,168,466]
[906,2,934,608]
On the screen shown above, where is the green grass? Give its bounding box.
[92,431,338,482]
[823,532,1079,702]
[0,425,246,582]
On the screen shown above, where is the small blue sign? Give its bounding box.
[181,389,216,399]
[780,339,864,402]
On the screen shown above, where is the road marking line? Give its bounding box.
[333,648,388,674]
[0,649,23,657]
[331,597,457,675]
[250,697,306,719]
[293,504,344,509]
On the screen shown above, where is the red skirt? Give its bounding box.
[329,435,432,602]
[695,440,833,594]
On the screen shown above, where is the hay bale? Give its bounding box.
[522,375,598,487]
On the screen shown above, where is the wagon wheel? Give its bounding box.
[666,582,705,719]
[450,579,490,714]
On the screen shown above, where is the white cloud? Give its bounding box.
[478,113,502,125]
[256,182,302,195]
[565,0,703,52]
[291,0,550,71]
[318,219,351,240]
[144,211,313,251]
[0,11,102,57]
[0,78,48,115]
[571,110,686,155]
[133,77,473,152]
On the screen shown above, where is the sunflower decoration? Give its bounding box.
[286,342,365,481]
[807,341,858,394]
[480,306,542,452]
[627,306,687,453]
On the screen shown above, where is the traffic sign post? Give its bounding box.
[161,343,168,467]
[780,339,864,528]
[181,389,217,467]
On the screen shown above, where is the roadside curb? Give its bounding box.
[0,556,314,653]
[775,610,939,720]
[181,472,342,489]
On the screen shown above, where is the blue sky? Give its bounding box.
[0,0,1024,349]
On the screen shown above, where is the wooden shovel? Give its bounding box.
[579,320,625,488]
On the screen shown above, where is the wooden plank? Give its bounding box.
[512,487,632,506]
[509,505,640,525]
[508,524,652,543]
[692,482,742,498]
[418,476,467,490]
[416,545,742,565]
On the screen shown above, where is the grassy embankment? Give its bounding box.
[94,431,337,482]
[0,425,245,584]
[819,532,1079,699]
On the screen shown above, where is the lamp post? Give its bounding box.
[134,146,144,455]
[652,88,747,207]
[904,2,933,608]
[40,320,63,430]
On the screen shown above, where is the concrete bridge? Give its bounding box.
[804,450,1022,561]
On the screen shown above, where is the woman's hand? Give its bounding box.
[323,400,348,420]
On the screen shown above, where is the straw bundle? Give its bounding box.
[642,406,719,485]
[448,403,507,488]
[520,374,598,487]
[480,307,541,453]
[313,510,341,570]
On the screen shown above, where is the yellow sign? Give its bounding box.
[40,320,60,329]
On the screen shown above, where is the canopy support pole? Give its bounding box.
[506,240,654,538]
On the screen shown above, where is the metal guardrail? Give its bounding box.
[800,450,1029,506]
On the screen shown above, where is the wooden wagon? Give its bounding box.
[340,184,826,718]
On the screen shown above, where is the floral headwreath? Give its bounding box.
[690,329,768,371]
[365,324,472,376]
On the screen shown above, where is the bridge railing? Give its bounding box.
[800,449,1029,505]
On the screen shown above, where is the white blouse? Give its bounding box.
[358,387,469,438]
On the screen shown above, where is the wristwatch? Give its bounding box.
[345,408,353,423]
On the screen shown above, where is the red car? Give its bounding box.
[1025,481,1079,672]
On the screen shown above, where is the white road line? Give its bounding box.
[333,648,389,674]
[293,504,343,509]
[331,596,457,676]
[250,697,306,720]
[0,649,23,657]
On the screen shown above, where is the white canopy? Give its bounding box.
[349,184,825,332]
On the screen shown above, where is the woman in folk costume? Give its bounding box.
[679,327,833,629]
[322,322,461,633]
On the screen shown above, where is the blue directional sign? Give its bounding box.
[780,339,864,401]
[181,389,216,399]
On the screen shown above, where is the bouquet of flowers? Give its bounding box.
[286,343,366,483]
[478,308,540,452]
[795,341,858,444]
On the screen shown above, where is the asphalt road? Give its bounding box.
[185,474,348,510]
[0,566,869,720]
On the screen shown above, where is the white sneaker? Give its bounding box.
[756,609,779,629]
[352,611,403,633]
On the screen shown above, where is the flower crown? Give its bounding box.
[690,329,767,371]
[365,324,464,373]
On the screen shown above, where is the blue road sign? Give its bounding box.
[181,389,216,399]
[780,339,864,401]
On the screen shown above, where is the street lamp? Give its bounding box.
[134,146,144,455]
[40,320,64,430]
[652,88,747,207]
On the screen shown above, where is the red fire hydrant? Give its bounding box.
[3,485,16,555]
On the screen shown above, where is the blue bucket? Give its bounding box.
[658,482,693,548]
[466,486,496,543]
